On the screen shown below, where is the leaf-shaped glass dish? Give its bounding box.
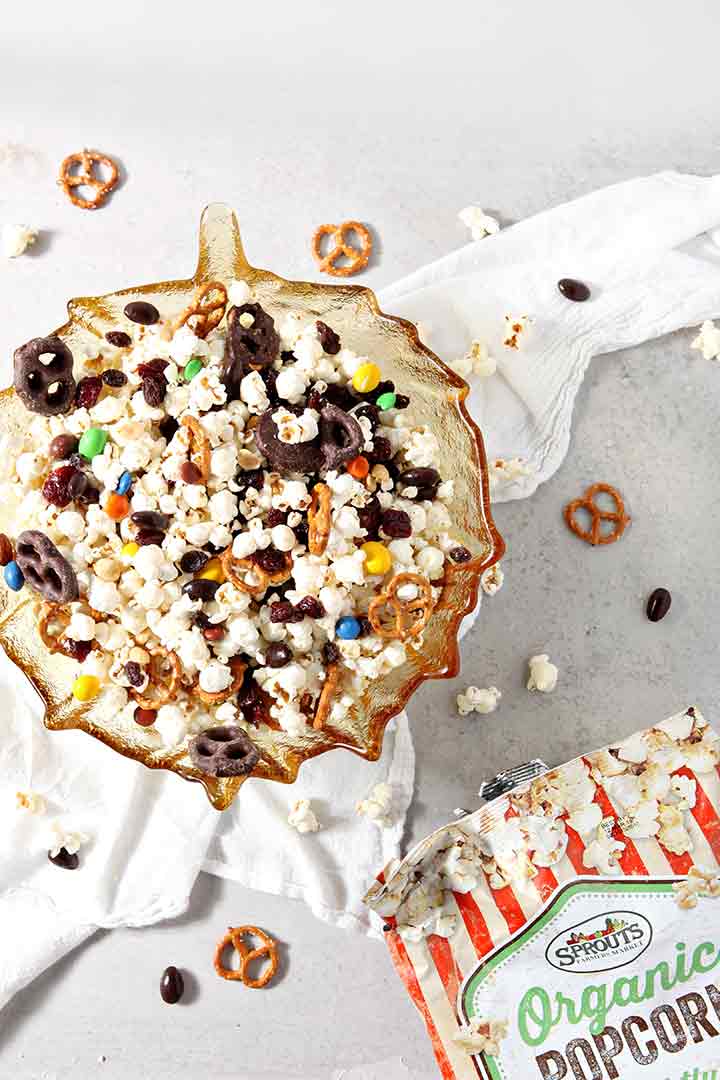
[0,204,504,810]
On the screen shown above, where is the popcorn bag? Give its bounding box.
[365,707,720,1079]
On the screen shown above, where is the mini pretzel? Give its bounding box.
[38,602,100,654]
[175,281,228,339]
[368,572,434,641]
[192,656,247,705]
[313,662,341,731]
[181,415,211,483]
[308,483,332,555]
[312,221,372,277]
[214,926,279,988]
[564,483,630,546]
[131,647,181,709]
[219,548,292,597]
[58,150,119,211]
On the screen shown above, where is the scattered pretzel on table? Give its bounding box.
[313,662,341,731]
[214,925,279,988]
[563,483,630,546]
[180,415,211,483]
[174,281,228,339]
[307,482,332,555]
[368,572,434,641]
[58,150,119,211]
[311,220,372,277]
[192,656,247,705]
[220,548,292,597]
[131,647,182,709]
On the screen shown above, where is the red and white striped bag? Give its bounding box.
[365,707,720,1080]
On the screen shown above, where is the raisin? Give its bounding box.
[142,374,167,407]
[449,546,472,563]
[266,509,287,527]
[136,528,166,546]
[182,579,220,601]
[270,600,295,623]
[295,595,324,619]
[353,403,379,430]
[105,330,132,348]
[369,436,392,463]
[62,638,92,662]
[316,320,341,355]
[102,368,127,387]
[322,641,341,665]
[193,611,213,630]
[158,415,179,442]
[125,661,144,687]
[292,521,309,547]
[358,496,382,537]
[42,465,79,508]
[235,468,265,497]
[393,394,410,410]
[381,509,412,538]
[137,358,168,378]
[75,376,103,409]
[254,547,287,575]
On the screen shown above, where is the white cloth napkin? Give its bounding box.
[2,170,720,1013]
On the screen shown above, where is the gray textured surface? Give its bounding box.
[2,2,720,1077]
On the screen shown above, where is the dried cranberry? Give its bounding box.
[136,528,166,546]
[266,642,292,668]
[125,661,144,687]
[322,641,341,665]
[358,496,382,537]
[295,595,325,619]
[105,330,132,348]
[102,368,127,387]
[42,465,78,508]
[180,550,210,574]
[369,436,392,463]
[142,373,167,407]
[316,320,341,355]
[134,707,157,727]
[450,546,472,563]
[158,415,179,442]
[49,434,78,460]
[254,547,287,575]
[75,376,103,409]
[180,461,202,484]
[67,471,88,499]
[265,509,287,527]
[62,638,92,662]
[381,509,412,539]
[270,600,295,623]
[394,394,410,409]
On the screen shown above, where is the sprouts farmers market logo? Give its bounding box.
[545,910,653,974]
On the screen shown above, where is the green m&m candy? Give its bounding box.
[376,391,397,411]
[78,428,108,460]
[183,357,204,382]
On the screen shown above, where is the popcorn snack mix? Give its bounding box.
[366,706,720,1080]
[0,204,502,808]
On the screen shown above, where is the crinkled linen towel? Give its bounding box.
[3,171,720,1013]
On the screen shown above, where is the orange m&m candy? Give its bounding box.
[346,455,369,480]
[106,493,130,520]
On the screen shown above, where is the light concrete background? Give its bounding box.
[2,1,720,1076]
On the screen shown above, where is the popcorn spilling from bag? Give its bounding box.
[673,864,720,908]
[453,1017,509,1056]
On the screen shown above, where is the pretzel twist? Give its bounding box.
[175,281,228,339]
[311,221,372,277]
[58,150,119,210]
[38,602,101,654]
[219,547,292,597]
[131,647,182,709]
[214,925,279,988]
[192,656,247,705]
[368,572,434,641]
[180,415,211,483]
[307,482,332,555]
[563,483,630,546]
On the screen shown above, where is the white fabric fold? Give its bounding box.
[2,170,720,1012]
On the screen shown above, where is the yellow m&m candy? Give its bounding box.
[72,674,101,702]
[352,362,381,394]
[198,558,225,583]
[121,542,139,557]
[361,541,392,576]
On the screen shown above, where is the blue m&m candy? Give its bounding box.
[116,470,132,496]
[4,561,24,591]
[335,616,361,640]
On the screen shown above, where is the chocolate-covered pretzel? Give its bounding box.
[223,303,280,398]
[189,725,259,778]
[254,403,362,474]
[14,337,76,416]
[318,404,363,471]
[15,530,79,603]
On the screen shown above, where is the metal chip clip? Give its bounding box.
[478,758,549,803]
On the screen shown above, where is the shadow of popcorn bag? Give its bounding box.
[365,706,720,1079]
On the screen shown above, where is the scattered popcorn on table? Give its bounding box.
[454,340,497,379]
[287,798,320,834]
[47,820,89,858]
[453,1017,509,1055]
[2,223,38,258]
[480,562,504,596]
[502,313,530,350]
[356,781,394,828]
[15,790,47,814]
[458,206,500,241]
[691,319,720,361]
[456,685,501,716]
[526,652,558,693]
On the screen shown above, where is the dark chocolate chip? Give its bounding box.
[265,642,292,668]
[558,278,591,302]
[182,579,221,602]
[316,320,341,354]
[48,847,79,870]
[124,301,160,325]
[136,528,166,547]
[160,966,184,1005]
[449,546,472,563]
[179,550,210,574]
[49,434,79,461]
[102,368,128,387]
[646,587,672,622]
[131,510,171,530]
[105,330,132,348]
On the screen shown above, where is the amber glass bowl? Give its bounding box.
[0,204,503,809]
